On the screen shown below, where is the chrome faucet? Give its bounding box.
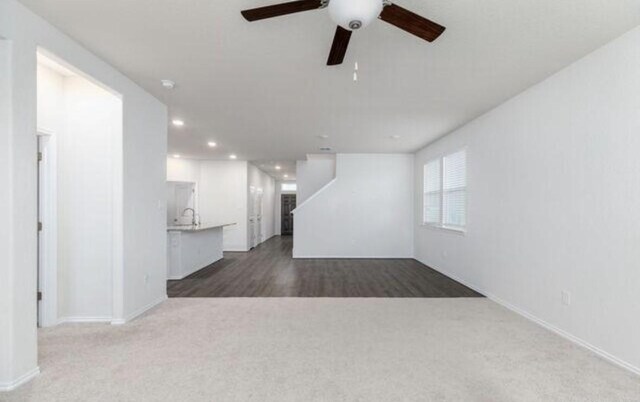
[182,208,198,226]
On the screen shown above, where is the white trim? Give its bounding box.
[421,223,466,235]
[59,316,112,324]
[111,295,167,325]
[291,178,337,214]
[36,126,55,136]
[294,255,414,259]
[0,367,40,392]
[110,95,125,330]
[37,48,123,100]
[416,258,640,377]
[36,130,58,328]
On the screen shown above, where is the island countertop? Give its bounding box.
[167,222,236,232]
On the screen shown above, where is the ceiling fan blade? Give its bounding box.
[379,3,446,42]
[327,26,352,66]
[241,0,323,22]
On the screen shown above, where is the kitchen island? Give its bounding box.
[167,222,236,280]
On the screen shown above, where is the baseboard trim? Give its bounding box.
[415,257,640,377]
[0,367,40,392]
[60,316,112,323]
[111,294,167,325]
[293,255,413,259]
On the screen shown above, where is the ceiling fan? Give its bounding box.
[241,0,446,66]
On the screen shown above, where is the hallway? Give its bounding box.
[167,236,482,298]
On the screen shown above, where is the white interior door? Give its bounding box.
[249,186,257,248]
[255,191,263,245]
[37,136,44,326]
[37,131,57,327]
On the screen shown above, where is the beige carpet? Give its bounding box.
[2,298,639,402]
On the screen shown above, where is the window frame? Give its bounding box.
[422,148,467,234]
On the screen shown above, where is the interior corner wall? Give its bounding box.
[0,0,167,387]
[294,154,414,258]
[414,26,640,373]
[295,158,335,204]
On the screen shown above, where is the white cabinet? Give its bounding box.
[166,225,227,280]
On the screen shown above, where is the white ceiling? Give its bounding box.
[21,0,640,177]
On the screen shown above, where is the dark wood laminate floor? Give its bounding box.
[167,236,483,298]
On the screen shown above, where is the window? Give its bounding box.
[281,183,297,192]
[423,149,466,231]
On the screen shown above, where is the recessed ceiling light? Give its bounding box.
[161,79,175,89]
[391,135,401,139]
[275,165,281,170]
[318,134,329,139]
[172,119,185,127]
[207,141,217,147]
[229,154,237,160]
[284,174,289,178]
[172,154,181,158]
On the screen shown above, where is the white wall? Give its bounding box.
[0,37,15,389]
[199,161,249,251]
[62,74,120,320]
[295,157,335,204]
[414,26,640,373]
[37,64,121,320]
[248,164,276,245]
[36,64,64,133]
[167,158,253,251]
[167,157,201,225]
[294,154,414,258]
[167,157,200,183]
[0,0,167,388]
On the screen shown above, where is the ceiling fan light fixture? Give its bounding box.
[328,0,383,31]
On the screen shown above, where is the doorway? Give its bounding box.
[249,188,264,248]
[281,194,296,235]
[36,50,123,325]
[37,131,57,327]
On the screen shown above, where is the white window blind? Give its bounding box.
[423,160,441,224]
[423,149,466,231]
[443,150,466,228]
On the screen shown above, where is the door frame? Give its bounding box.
[281,194,296,235]
[37,128,58,327]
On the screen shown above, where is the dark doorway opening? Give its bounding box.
[281,194,296,235]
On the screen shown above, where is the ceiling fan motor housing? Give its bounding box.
[328,0,384,31]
